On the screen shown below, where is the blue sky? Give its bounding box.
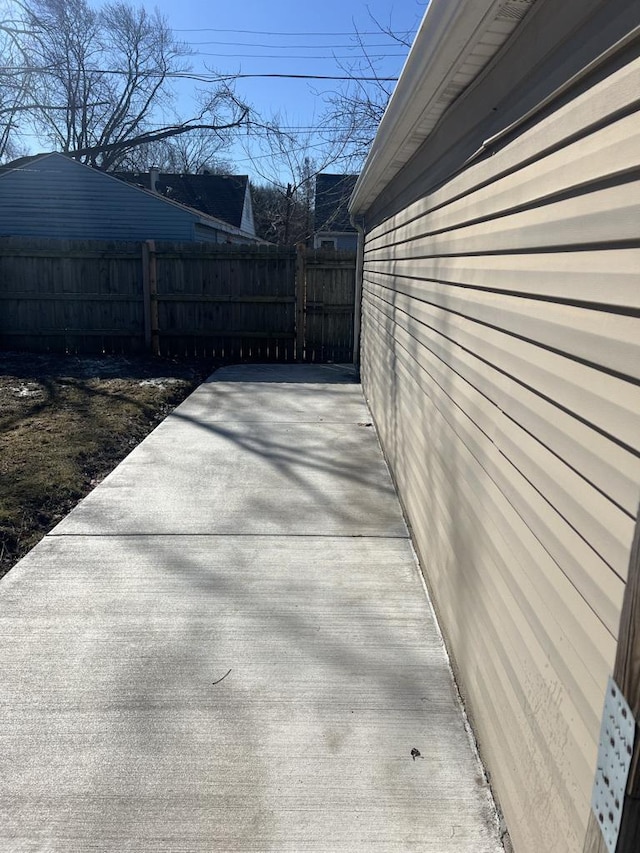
[145,0,427,180]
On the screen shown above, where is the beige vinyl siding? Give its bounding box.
[360,46,640,853]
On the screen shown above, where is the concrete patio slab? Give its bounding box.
[51,367,405,538]
[176,380,369,423]
[205,364,358,384]
[51,420,406,537]
[0,364,504,852]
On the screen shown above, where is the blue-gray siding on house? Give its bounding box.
[334,234,357,251]
[0,154,201,241]
[194,224,225,243]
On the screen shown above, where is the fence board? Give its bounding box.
[0,237,354,362]
[0,237,142,354]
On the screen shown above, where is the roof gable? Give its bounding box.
[0,152,199,221]
[0,153,262,241]
[0,153,52,174]
[0,152,205,241]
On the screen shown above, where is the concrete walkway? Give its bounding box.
[0,364,503,852]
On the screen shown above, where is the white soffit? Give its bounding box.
[349,0,537,215]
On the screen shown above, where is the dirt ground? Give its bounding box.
[0,351,215,580]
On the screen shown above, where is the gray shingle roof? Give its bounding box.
[114,172,249,228]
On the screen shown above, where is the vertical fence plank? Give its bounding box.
[295,243,306,362]
[147,240,160,356]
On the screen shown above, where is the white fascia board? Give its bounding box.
[349,0,515,215]
[196,213,261,242]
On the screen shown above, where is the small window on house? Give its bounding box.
[320,238,337,249]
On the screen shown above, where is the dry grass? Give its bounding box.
[0,351,214,579]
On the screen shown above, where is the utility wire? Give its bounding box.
[204,72,399,81]
[174,28,414,36]
[144,125,362,132]
[232,143,357,167]
[192,53,406,60]
[3,66,399,82]
[185,40,408,48]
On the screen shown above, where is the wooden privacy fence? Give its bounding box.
[0,237,356,362]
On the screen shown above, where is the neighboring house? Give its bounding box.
[313,173,358,250]
[0,153,262,243]
[349,1,640,852]
[113,170,256,239]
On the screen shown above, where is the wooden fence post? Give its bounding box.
[584,503,640,852]
[295,243,306,362]
[141,241,152,351]
[352,220,364,369]
[142,239,160,356]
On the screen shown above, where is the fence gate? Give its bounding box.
[296,245,356,363]
[150,243,298,361]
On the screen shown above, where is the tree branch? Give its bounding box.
[67,109,248,159]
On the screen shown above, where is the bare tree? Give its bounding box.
[117,134,234,174]
[251,172,313,246]
[251,183,286,244]
[116,85,237,174]
[19,0,247,169]
[319,8,421,164]
[246,114,355,245]
[0,1,36,160]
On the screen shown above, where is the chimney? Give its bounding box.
[149,167,160,193]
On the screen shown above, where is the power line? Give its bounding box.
[185,40,408,48]
[192,53,406,60]
[232,143,357,167]
[213,72,400,81]
[4,66,399,82]
[144,123,361,131]
[174,28,414,36]
[143,127,363,136]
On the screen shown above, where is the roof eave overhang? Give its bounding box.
[196,214,259,240]
[349,0,536,216]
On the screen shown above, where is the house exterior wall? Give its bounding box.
[0,155,199,241]
[193,223,260,245]
[313,232,358,251]
[358,3,640,851]
[194,223,223,243]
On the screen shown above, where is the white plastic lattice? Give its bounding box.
[591,676,636,853]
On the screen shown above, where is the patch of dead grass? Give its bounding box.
[0,352,214,579]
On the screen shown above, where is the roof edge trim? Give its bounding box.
[349,0,528,215]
